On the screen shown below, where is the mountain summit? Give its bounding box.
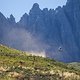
[0,0,80,62]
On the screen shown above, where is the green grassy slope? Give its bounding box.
[67,62,80,71]
[0,44,80,80]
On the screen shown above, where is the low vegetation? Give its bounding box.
[0,44,80,80]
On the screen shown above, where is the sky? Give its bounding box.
[0,0,67,22]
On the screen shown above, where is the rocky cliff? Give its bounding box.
[0,0,80,62]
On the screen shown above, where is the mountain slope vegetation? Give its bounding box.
[0,44,80,80]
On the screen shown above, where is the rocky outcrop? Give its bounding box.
[0,0,80,62]
[7,14,16,24]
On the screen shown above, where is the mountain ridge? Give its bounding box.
[0,0,80,62]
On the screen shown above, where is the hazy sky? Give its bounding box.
[0,0,67,22]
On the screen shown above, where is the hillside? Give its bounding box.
[0,44,80,80]
[67,62,80,71]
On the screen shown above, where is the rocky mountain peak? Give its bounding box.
[19,13,29,26]
[20,13,28,21]
[0,0,80,62]
[29,3,41,15]
[23,13,28,17]
[32,3,39,9]
[10,14,15,19]
[7,14,15,24]
[43,8,48,13]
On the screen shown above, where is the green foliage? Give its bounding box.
[0,44,80,80]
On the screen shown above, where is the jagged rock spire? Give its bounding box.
[19,13,29,26]
[32,3,39,9]
[8,14,15,24]
[29,3,41,15]
[10,14,15,23]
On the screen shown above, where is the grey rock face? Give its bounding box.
[0,0,80,62]
[7,14,15,24]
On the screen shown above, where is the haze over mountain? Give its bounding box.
[0,0,80,62]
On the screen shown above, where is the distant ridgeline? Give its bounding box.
[0,0,80,62]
